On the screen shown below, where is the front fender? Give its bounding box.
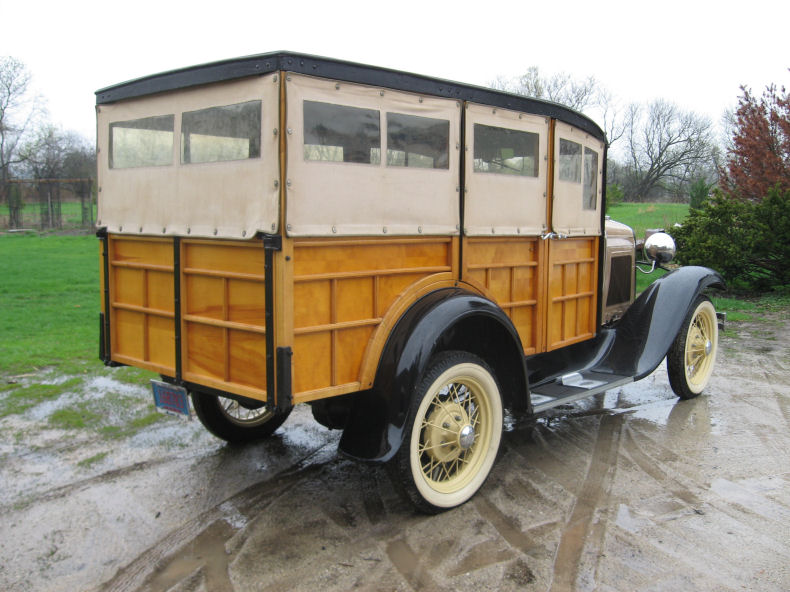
[338,288,526,462]
[601,266,724,380]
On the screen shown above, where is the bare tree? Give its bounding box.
[491,66,624,151]
[1,56,42,224]
[621,100,714,201]
[492,66,600,112]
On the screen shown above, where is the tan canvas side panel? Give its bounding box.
[464,105,548,236]
[284,74,460,237]
[97,75,279,239]
[552,121,604,236]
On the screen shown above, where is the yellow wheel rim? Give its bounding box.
[410,362,501,507]
[684,301,718,392]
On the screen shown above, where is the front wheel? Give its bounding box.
[389,351,503,513]
[191,391,291,443]
[667,296,719,399]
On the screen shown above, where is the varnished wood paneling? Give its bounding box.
[291,237,454,403]
[546,237,598,351]
[108,236,175,375]
[464,237,542,355]
[182,239,269,399]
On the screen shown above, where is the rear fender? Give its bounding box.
[338,288,527,462]
[600,266,724,380]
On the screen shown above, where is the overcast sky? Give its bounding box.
[3,0,789,142]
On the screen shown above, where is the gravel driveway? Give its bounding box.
[1,317,789,591]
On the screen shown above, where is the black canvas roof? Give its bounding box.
[95,51,605,142]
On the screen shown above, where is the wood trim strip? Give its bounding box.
[550,257,595,266]
[292,382,362,404]
[182,371,266,401]
[294,317,382,335]
[466,261,539,271]
[110,261,174,273]
[111,302,175,318]
[112,354,174,375]
[551,291,594,303]
[183,314,267,335]
[293,266,451,283]
[294,237,453,248]
[182,267,266,282]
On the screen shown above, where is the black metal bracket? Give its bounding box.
[276,347,293,413]
[98,228,112,365]
[262,233,282,251]
[261,233,281,406]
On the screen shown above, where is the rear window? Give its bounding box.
[386,113,449,169]
[303,101,381,164]
[109,115,174,169]
[181,101,262,164]
[473,124,539,176]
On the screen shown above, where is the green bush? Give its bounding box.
[674,187,790,291]
[688,178,712,209]
[605,183,624,213]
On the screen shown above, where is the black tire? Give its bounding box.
[388,351,503,514]
[667,295,719,400]
[191,391,291,443]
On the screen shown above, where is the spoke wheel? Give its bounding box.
[192,391,291,443]
[391,351,503,513]
[667,296,718,399]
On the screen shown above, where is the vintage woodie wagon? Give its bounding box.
[96,52,723,512]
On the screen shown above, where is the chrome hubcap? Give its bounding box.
[458,425,475,449]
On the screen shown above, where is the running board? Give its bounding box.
[530,372,633,413]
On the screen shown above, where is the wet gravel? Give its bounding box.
[1,318,789,591]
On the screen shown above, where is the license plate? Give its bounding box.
[151,380,192,419]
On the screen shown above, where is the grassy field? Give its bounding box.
[0,201,97,230]
[607,202,689,240]
[0,232,99,375]
[0,231,161,439]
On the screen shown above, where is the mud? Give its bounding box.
[1,318,789,591]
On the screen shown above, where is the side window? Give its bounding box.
[303,101,381,164]
[386,113,449,169]
[109,114,174,169]
[473,124,539,176]
[558,138,582,182]
[181,101,261,164]
[583,147,599,210]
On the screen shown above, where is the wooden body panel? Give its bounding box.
[181,239,268,399]
[463,237,544,355]
[105,233,599,402]
[107,236,176,375]
[546,237,599,351]
[290,237,456,403]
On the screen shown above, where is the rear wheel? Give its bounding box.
[191,391,291,443]
[667,296,718,399]
[390,351,503,513]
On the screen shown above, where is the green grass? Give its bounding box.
[0,233,99,375]
[0,201,97,230]
[49,405,102,429]
[0,378,83,418]
[77,451,109,468]
[607,202,689,241]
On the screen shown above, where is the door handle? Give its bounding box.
[541,231,568,240]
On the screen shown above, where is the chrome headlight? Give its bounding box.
[644,232,676,264]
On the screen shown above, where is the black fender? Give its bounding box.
[338,287,528,462]
[600,266,724,380]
